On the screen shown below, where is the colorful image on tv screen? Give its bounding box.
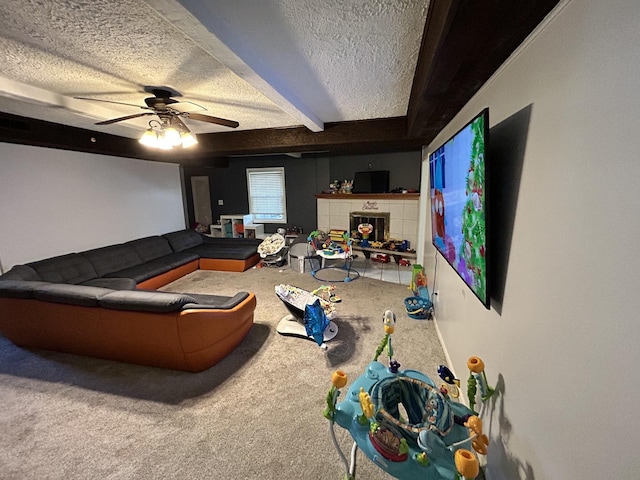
[430,112,487,304]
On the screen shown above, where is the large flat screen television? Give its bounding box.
[352,170,390,193]
[429,108,489,308]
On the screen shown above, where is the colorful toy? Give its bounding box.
[312,285,342,303]
[324,313,493,479]
[357,223,373,247]
[404,264,433,320]
[466,356,496,414]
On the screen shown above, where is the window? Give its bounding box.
[246,167,287,223]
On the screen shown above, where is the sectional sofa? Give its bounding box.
[0,229,262,372]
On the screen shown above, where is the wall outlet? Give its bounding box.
[218,199,224,206]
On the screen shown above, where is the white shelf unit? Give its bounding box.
[242,214,265,239]
[213,214,265,239]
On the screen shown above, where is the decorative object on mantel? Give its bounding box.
[329,179,341,194]
[340,180,353,194]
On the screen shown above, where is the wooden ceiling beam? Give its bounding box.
[190,117,425,158]
[407,0,561,143]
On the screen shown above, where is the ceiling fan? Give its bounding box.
[74,87,239,129]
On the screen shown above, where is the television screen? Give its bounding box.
[429,108,489,308]
[352,170,390,193]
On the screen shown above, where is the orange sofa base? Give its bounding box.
[0,293,256,372]
[199,253,260,272]
[136,260,199,290]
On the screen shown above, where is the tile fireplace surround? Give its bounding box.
[316,193,420,248]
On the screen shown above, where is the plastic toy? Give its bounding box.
[324,312,493,480]
[404,264,433,320]
[357,223,373,247]
[312,285,342,303]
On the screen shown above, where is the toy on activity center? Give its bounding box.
[404,264,434,320]
[324,311,495,480]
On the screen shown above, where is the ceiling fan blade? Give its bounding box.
[95,112,155,125]
[185,112,239,128]
[170,100,206,113]
[74,96,151,110]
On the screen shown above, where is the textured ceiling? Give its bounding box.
[0,0,429,139]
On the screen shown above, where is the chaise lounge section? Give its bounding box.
[0,229,262,372]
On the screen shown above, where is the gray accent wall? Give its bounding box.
[183,150,421,235]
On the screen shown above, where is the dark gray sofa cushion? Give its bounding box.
[105,252,199,283]
[81,277,137,290]
[201,236,262,247]
[189,243,259,260]
[27,253,98,285]
[81,244,144,278]
[33,284,113,307]
[0,280,51,299]
[163,229,204,253]
[0,264,42,281]
[124,236,173,263]
[183,292,250,310]
[99,290,197,313]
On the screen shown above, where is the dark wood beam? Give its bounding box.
[407,0,561,143]
[190,117,425,158]
[0,111,229,166]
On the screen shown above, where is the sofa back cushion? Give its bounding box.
[0,264,42,281]
[27,253,98,284]
[81,244,143,278]
[124,236,173,263]
[163,229,204,253]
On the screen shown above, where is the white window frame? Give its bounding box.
[246,167,287,223]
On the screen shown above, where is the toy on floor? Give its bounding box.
[312,285,342,303]
[275,284,339,347]
[404,264,434,320]
[324,311,495,480]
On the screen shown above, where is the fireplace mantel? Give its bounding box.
[316,193,420,249]
[315,193,419,200]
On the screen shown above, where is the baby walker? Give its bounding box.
[324,310,495,479]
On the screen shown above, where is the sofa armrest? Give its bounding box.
[99,290,198,313]
[0,280,51,298]
[182,292,250,310]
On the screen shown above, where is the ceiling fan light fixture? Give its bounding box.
[180,131,198,148]
[164,126,182,147]
[155,131,173,150]
[139,128,158,147]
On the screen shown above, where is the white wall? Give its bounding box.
[418,1,640,478]
[0,144,186,271]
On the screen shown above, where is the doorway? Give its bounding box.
[190,176,213,227]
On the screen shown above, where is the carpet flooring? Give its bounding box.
[0,266,447,479]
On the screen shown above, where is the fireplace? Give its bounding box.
[350,211,390,243]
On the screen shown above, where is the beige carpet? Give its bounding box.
[0,266,447,479]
